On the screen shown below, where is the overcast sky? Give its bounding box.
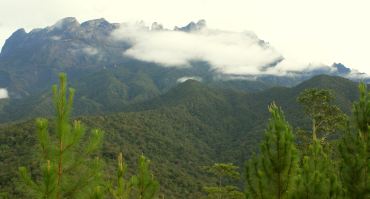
[0,0,369,74]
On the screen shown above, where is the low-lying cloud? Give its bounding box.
[111,22,295,76]
[177,76,203,83]
[50,36,61,41]
[0,88,8,99]
[82,46,99,56]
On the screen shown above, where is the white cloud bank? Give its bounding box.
[111,22,329,76]
[115,23,282,75]
[0,88,8,99]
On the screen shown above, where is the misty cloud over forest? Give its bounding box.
[0,88,8,99]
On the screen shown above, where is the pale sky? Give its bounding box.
[0,0,369,74]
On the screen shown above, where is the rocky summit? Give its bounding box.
[0,18,368,100]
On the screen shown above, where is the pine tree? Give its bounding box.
[245,103,298,199]
[110,153,160,199]
[110,153,132,199]
[18,73,104,199]
[130,155,160,199]
[294,139,342,199]
[339,82,370,198]
[294,88,344,199]
[203,163,244,199]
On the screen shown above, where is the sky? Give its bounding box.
[0,0,369,74]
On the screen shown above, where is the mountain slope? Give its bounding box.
[0,75,362,198]
[0,17,368,103]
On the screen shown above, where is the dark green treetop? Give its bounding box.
[245,103,299,199]
[295,88,344,199]
[203,163,244,199]
[339,82,370,199]
[294,138,343,199]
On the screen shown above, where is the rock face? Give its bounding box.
[0,18,127,96]
[0,28,27,58]
[174,19,207,32]
[0,17,368,99]
[1,17,122,64]
[333,63,351,74]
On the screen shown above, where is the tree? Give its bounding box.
[18,73,104,199]
[297,88,347,143]
[245,103,298,199]
[110,153,160,199]
[110,153,132,199]
[203,163,244,199]
[294,139,343,199]
[130,155,160,199]
[294,89,344,199]
[339,82,370,198]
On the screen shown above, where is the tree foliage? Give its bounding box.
[294,139,343,199]
[339,82,370,198]
[110,153,159,199]
[297,88,347,142]
[18,73,105,198]
[1,74,368,198]
[130,155,160,199]
[110,153,132,199]
[203,163,243,199]
[245,103,298,199]
[295,88,345,198]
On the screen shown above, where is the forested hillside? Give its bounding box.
[0,75,364,198]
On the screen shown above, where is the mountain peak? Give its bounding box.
[174,19,207,32]
[332,63,351,74]
[51,17,80,30]
[13,28,27,35]
[0,28,27,57]
[81,18,110,28]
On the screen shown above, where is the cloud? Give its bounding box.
[344,69,370,80]
[268,59,332,75]
[111,22,289,76]
[1,0,370,74]
[177,76,203,83]
[0,88,8,99]
[50,36,61,40]
[110,22,334,76]
[82,46,99,55]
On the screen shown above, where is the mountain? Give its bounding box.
[0,18,368,123]
[0,16,369,199]
[0,75,362,198]
[174,19,207,32]
[0,18,368,103]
